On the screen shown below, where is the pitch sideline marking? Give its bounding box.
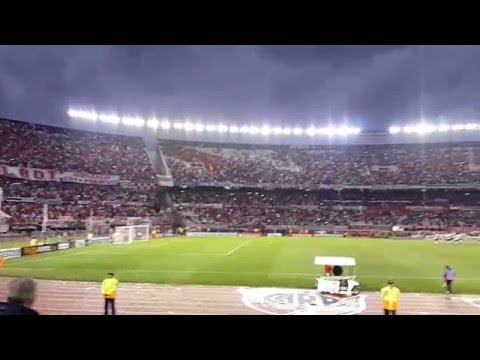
[6,238,178,265]
[181,239,253,257]
[5,266,480,281]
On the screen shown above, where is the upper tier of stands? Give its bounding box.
[161,141,480,186]
[0,119,156,180]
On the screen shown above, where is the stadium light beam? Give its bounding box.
[160,120,171,129]
[147,118,159,129]
[122,116,145,127]
[205,124,216,132]
[273,127,283,135]
[98,113,120,124]
[216,124,228,133]
[68,109,98,121]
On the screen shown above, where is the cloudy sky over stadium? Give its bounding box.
[0,45,479,131]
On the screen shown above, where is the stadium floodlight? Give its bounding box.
[229,125,239,133]
[122,116,145,127]
[239,126,250,134]
[325,127,337,136]
[350,127,361,135]
[217,124,228,133]
[99,114,120,124]
[452,124,466,131]
[414,124,436,135]
[260,126,271,135]
[438,124,450,132]
[68,109,98,121]
[184,122,195,131]
[465,123,478,130]
[249,126,260,135]
[338,126,352,136]
[205,124,217,132]
[160,120,171,129]
[273,127,283,135]
[402,126,414,133]
[389,126,401,134]
[173,122,184,130]
[147,118,159,129]
[68,107,365,137]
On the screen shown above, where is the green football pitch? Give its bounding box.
[1,236,480,294]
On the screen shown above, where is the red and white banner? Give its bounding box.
[60,172,120,186]
[0,165,120,186]
[0,165,60,181]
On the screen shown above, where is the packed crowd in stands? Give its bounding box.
[0,119,156,180]
[3,203,159,228]
[0,178,154,203]
[173,189,480,229]
[3,116,480,232]
[0,118,162,230]
[162,142,480,185]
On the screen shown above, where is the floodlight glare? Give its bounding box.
[147,118,159,128]
[388,126,401,134]
[99,114,120,124]
[249,126,260,135]
[217,124,228,133]
[205,124,217,132]
[273,127,283,135]
[68,109,98,121]
[160,120,171,129]
[261,126,271,135]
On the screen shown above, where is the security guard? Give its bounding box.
[101,273,118,315]
[380,280,400,315]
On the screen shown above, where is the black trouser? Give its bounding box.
[445,280,453,293]
[384,309,396,315]
[104,298,116,315]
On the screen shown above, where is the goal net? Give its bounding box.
[113,224,150,245]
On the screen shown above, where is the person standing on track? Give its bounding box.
[380,280,400,315]
[443,266,455,294]
[101,273,118,315]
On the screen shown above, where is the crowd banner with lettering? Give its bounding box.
[0,165,121,186]
[60,172,120,186]
[0,165,60,181]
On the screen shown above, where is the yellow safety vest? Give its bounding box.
[101,278,118,299]
[380,286,400,310]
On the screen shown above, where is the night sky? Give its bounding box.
[1,45,479,132]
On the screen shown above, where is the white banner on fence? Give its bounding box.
[0,165,60,181]
[60,172,120,186]
[186,232,237,237]
[0,165,121,186]
[0,247,21,259]
[75,239,86,248]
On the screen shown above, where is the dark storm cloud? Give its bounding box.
[1,45,480,131]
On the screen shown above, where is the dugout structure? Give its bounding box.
[113,224,150,245]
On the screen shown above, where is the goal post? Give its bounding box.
[113,224,150,245]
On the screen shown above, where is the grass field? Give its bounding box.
[1,236,480,294]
